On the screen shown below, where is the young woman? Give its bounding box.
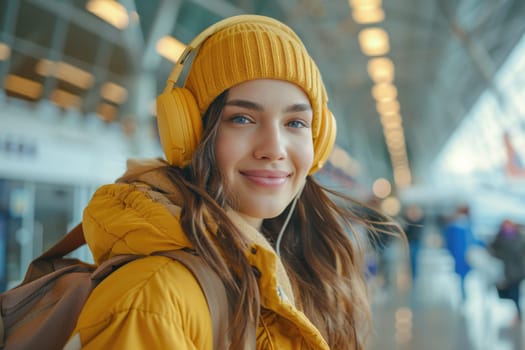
[67,14,400,350]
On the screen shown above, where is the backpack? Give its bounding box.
[0,223,232,350]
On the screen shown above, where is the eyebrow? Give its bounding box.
[225,99,312,113]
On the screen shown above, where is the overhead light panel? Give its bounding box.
[372,177,392,199]
[349,0,384,24]
[86,0,129,29]
[389,148,407,158]
[376,99,400,115]
[4,75,43,99]
[156,36,186,63]
[100,82,128,104]
[367,57,395,83]
[358,27,390,56]
[352,7,385,24]
[393,166,411,188]
[36,59,94,89]
[380,114,403,131]
[349,0,382,7]
[384,128,405,142]
[0,42,10,61]
[372,82,397,101]
[51,89,81,108]
[380,196,401,216]
[97,102,118,121]
[382,119,402,130]
[385,140,406,154]
[380,113,402,124]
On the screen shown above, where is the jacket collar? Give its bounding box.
[226,209,295,307]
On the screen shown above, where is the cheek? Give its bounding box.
[214,129,242,177]
[295,139,315,176]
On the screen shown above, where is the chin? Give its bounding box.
[235,195,297,221]
[242,207,286,221]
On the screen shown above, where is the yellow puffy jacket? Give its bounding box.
[66,160,329,350]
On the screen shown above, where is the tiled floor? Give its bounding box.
[367,246,524,350]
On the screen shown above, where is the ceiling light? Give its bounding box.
[385,137,405,149]
[0,42,10,61]
[386,140,406,152]
[393,167,412,188]
[391,154,408,163]
[390,152,408,166]
[100,82,128,104]
[36,59,94,89]
[35,59,54,76]
[380,113,402,127]
[384,128,405,141]
[386,144,406,156]
[156,36,186,63]
[372,177,391,199]
[51,89,81,108]
[376,99,400,115]
[4,75,42,99]
[97,102,118,121]
[382,120,402,130]
[86,0,129,29]
[55,62,93,89]
[349,0,382,8]
[372,82,397,101]
[358,27,390,56]
[387,139,407,149]
[367,57,395,83]
[352,7,385,24]
[381,196,401,216]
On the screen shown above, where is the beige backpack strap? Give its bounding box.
[22,224,85,284]
[39,223,84,259]
[153,250,232,349]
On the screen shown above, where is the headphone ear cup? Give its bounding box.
[156,87,202,167]
[309,108,337,174]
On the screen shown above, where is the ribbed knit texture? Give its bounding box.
[185,18,328,139]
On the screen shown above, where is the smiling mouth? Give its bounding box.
[239,170,291,186]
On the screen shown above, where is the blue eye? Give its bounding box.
[230,115,252,124]
[287,120,307,128]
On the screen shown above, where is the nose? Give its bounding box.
[253,123,286,161]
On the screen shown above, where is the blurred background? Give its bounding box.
[1,0,524,349]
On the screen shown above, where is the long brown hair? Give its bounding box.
[148,90,401,349]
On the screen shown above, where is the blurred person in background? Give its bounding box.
[442,205,476,303]
[488,219,525,325]
[402,205,425,282]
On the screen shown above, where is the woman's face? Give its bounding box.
[215,79,314,229]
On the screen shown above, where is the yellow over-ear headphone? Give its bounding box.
[156,14,337,173]
[310,108,336,174]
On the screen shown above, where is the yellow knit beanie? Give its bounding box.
[185,15,328,143]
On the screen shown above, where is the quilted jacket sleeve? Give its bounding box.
[69,256,214,350]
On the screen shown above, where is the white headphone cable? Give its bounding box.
[275,182,305,257]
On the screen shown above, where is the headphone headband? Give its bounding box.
[166,15,288,89]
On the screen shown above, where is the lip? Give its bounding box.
[240,169,291,187]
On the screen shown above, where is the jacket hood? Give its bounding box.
[82,158,191,264]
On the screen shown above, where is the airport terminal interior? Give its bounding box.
[1,0,525,349]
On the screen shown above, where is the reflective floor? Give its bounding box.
[368,245,524,350]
